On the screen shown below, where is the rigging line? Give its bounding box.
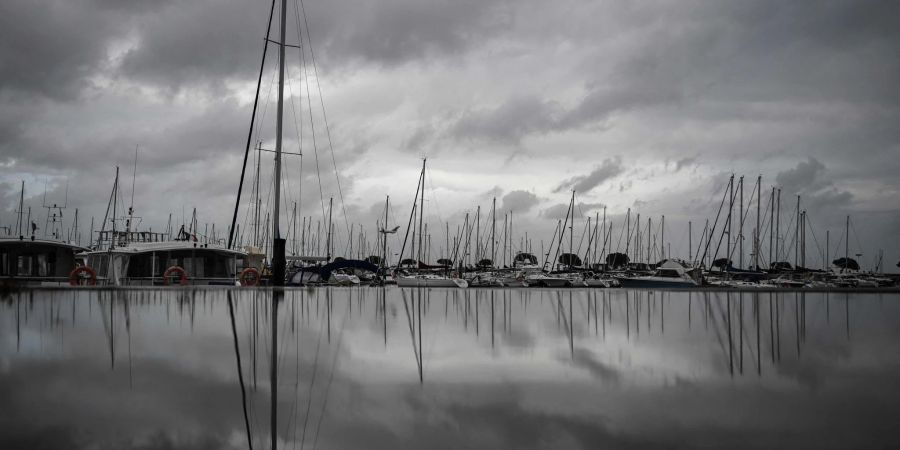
[424,166,444,226]
[805,213,825,268]
[310,302,351,450]
[698,176,732,267]
[295,11,328,226]
[298,0,352,240]
[297,301,326,450]
[228,0,276,249]
[227,292,254,450]
[849,219,865,259]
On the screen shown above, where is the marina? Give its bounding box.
[1,0,899,448]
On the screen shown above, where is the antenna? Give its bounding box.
[126,145,139,238]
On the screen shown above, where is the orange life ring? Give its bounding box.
[239,267,260,286]
[69,266,97,286]
[163,265,188,286]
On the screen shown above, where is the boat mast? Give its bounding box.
[844,215,849,272]
[776,188,781,263]
[625,208,630,258]
[270,0,288,287]
[661,215,665,261]
[16,180,24,236]
[569,191,575,266]
[793,195,799,268]
[418,159,426,264]
[755,175,761,270]
[327,197,333,261]
[491,197,496,267]
[475,205,480,263]
[382,195,389,271]
[688,221,692,264]
[738,176,744,269]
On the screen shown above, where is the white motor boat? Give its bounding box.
[525,273,571,287]
[82,232,247,286]
[618,259,699,288]
[1,236,90,287]
[396,273,468,288]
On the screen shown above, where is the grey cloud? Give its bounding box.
[117,0,268,92]
[0,0,126,101]
[500,190,539,213]
[541,202,605,220]
[554,158,623,194]
[674,156,697,172]
[315,0,513,67]
[449,96,559,145]
[776,157,827,195]
[775,158,853,213]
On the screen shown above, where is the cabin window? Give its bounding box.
[36,254,49,277]
[17,255,33,276]
[1,251,8,275]
[658,269,680,278]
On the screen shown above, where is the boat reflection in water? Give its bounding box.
[1,287,898,449]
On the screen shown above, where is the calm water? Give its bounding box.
[1,288,898,449]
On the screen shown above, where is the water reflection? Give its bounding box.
[1,288,898,449]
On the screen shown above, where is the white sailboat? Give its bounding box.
[395,159,467,288]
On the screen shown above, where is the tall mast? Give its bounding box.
[600,207,607,264]
[726,175,733,270]
[417,159,426,263]
[635,213,640,263]
[569,191,575,264]
[688,220,692,264]
[776,188,781,263]
[661,215,665,260]
[327,197,333,261]
[502,212,507,268]
[112,167,119,246]
[382,196,389,270]
[769,187,774,269]
[844,215,849,272]
[491,197,496,266]
[270,0,288,288]
[16,180,24,236]
[755,175,761,270]
[795,195,800,268]
[475,205,480,262]
[625,208,631,257]
[738,176,743,269]
[270,0,287,447]
[127,145,138,240]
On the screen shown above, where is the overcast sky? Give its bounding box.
[1,0,898,270]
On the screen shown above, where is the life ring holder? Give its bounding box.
[69,266,97,286]
[163,265,188,286]
[239,267,260,286]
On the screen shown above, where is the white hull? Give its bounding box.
[397,275,468,288]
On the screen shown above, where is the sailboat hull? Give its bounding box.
[396,276,468,288]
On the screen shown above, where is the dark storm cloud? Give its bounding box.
[117,0,268,91]
[775,157,853,212]
[445,84,680,145]
[776,157,827,194]
[500,190,539,213]
[313,0,512,67]
[0,0,125,100]
[450,96,560,144]
[554,158,623,194]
